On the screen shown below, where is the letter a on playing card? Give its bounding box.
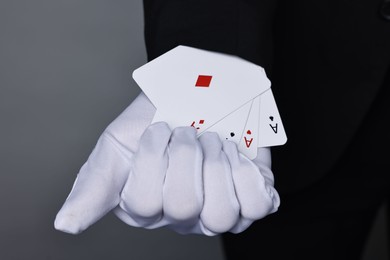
[132,45,271,134]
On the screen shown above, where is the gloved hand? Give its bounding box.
[113,123,280,236]
[54,92,280,235]
[175,131,280,235]
[54,92,156,234]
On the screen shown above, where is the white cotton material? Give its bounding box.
[224,143,279,219]
[113,124,205,234]
[119,122,171,227]
[54,92,156,234]
[198,132,240,233]
[223,144,281,234]
[116,125,206,233]
[251,147,280,215]
[103,92,157,153]
[54,91,280,236]
[163,127,204,224]
[54,134,129,234]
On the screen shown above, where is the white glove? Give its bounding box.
[114,123,204,233]
[54,92,280,235]
[222,139,280,233]
[196,132,280,234]
[54,92,156,234]
[113,124,280,236]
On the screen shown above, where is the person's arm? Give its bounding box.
[54,0,280,235]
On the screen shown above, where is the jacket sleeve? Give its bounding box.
[143,0,278,75]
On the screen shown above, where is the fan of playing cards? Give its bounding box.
[133,45,287,159]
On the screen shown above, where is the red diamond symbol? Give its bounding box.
[195,75,212,87]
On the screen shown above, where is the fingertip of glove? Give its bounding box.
[169,127,200,149]
[198,132,224,158]
[141,121,172,145]
[148,121,171,133]
[54,212,83,235]
[172,126,197,137]
[222,139,239,156]
[198,131,219,142]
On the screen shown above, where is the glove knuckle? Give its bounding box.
[122,198,162,220]
[201,209,239,233]
[164,201,202,222]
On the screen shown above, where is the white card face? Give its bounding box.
[133,45,271,135]
[258,88,287,147]
[238,95,260,159]
[197,99,252,144]
[152,110,209,133]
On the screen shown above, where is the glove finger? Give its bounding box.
[113,206,171,229]
[228,218,253,234]
[252,147,277,187]
[223,142,280,221]
[163,127,203,225]
[198,132,240,233]
[119,122,171,227]
[54,133,130,234]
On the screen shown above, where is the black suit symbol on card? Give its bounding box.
[190,119,205,130]
[244,130,253,148]
[226,132,235,140]
[269,116,278,134]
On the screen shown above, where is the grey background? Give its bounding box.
[0,0,387,259]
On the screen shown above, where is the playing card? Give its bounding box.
[238,95,260,159]
[153,98,252,143]
[152,110,210,132]
[133,45,271,135]
[258,88,287,147]
[197,99,252,144]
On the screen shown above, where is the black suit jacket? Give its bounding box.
[142,0,390,193]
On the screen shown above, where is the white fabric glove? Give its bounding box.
[114,124,280,236]
[114,124,204,234]
[54,92,280,235]
[54,92,155,234]
[193,132,280,235]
